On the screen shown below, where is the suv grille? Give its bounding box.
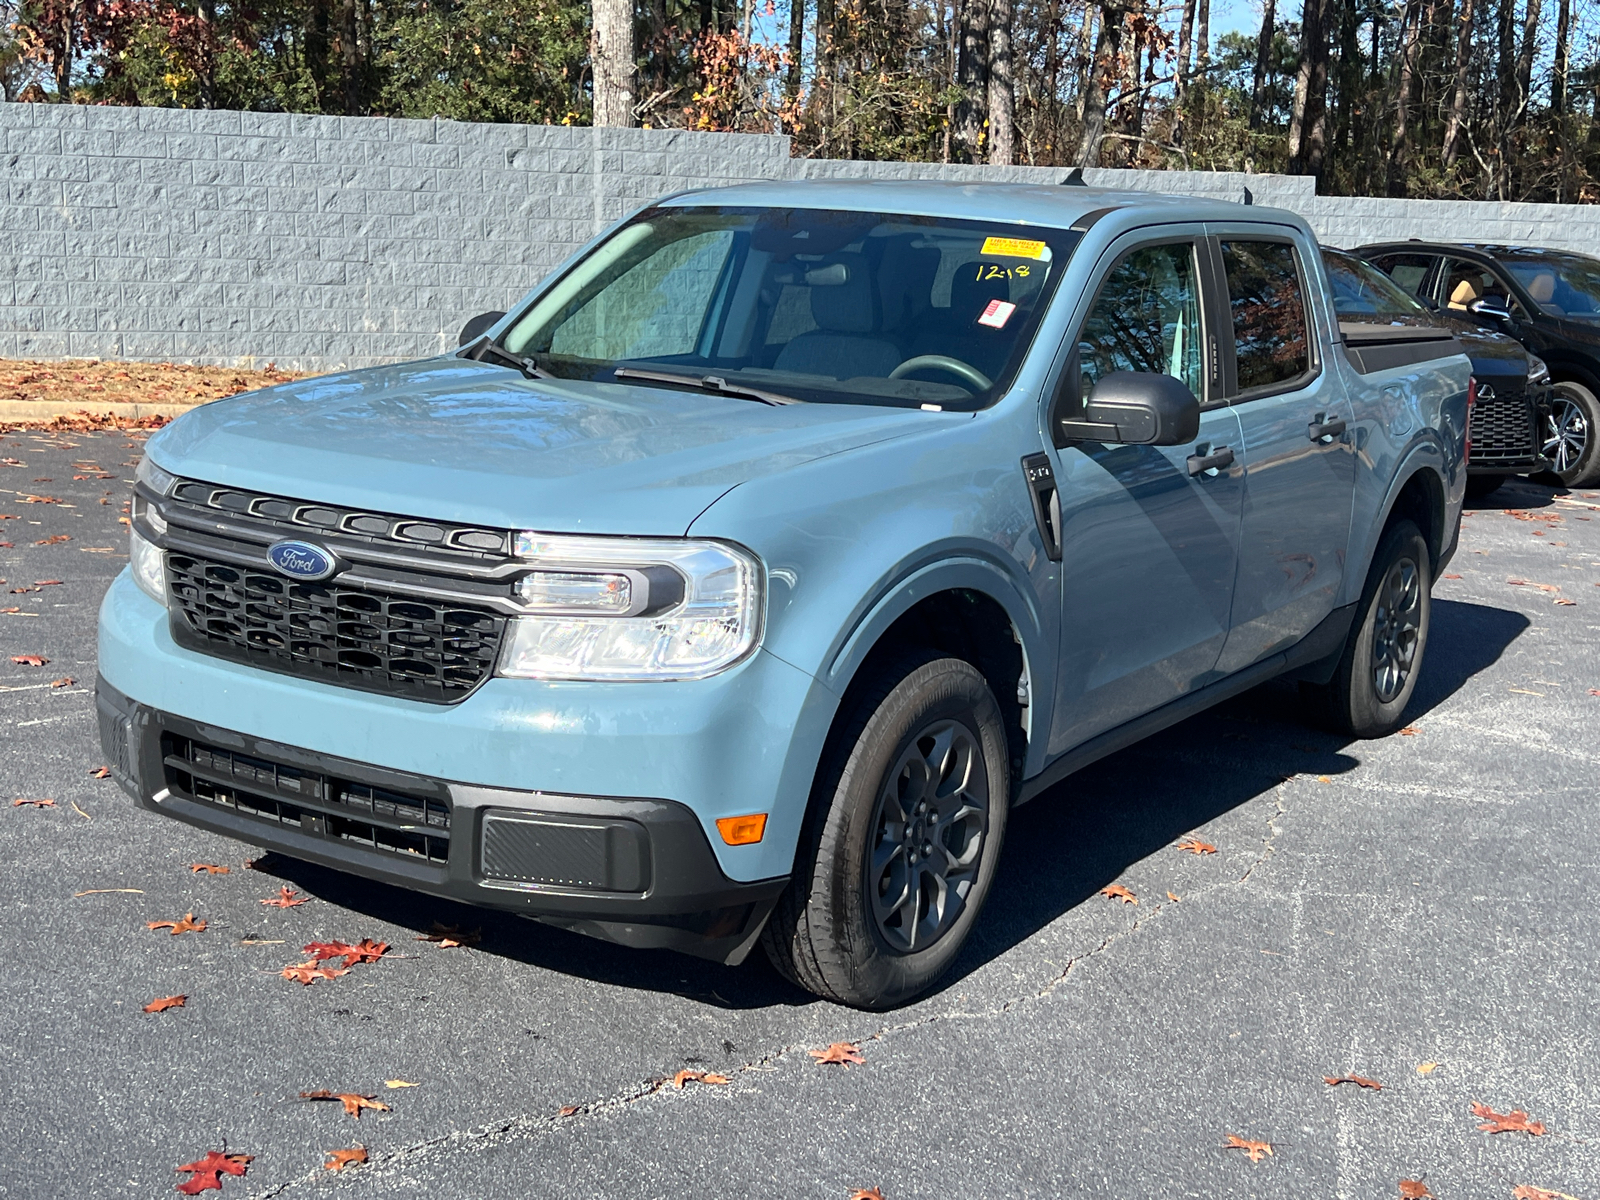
[1470,388,1537,466]
[163,731,451,865]
[166,551,507,704]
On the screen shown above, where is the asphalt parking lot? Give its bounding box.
[2,429,1598,1200]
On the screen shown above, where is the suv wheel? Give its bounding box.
[1301,519,1431,738]
[1542,381,1600,488]
[762,652,1009,1009]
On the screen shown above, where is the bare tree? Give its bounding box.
[988,0,1015,163]
[1443,0,1474,167]
[1247,0,1276,130]
[1075,0,1123,166]
[1389,0,1422,194]
[592,0,636,126]
[955,0,990,160]
[1288,0,1330,175]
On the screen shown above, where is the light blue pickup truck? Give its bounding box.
[99,182,1469,1008]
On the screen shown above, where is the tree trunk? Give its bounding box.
[1442,0,1473,167]
[1247,0,1274,129]
[54,0,73,98]
[1074,2,1121,166]
[1550,0,1569,115]
[1287,0,1329,175]
[1175,0,1195,139]
[955,0,990,161]
[1388,0,1421,195]
[340,0,361,114]
[787,0,805,97]
[988,0,1016,163]
[1195,0,1210,77]
[592,0,636,126]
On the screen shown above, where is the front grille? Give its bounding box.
[166,551,507,704]
[163,731,451,865]
[1469,389,1538,466]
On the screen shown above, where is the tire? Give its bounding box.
[1464,473,1507,500]
[1300,519,1431,738]
[1541,381,1600,488]
[761,651,1010,1009]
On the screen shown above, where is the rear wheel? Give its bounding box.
[1301,519,1431,738]
[1542,381,1600,488]
[1464,473,1507,500]
[762,652,1009,1009]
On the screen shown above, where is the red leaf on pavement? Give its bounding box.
[20,495,60,504]
[849,1190,886,1200]
[558,1105,580,1117]
[300,1090,392,1119]
[1512,1186,1582,1200]
[324,1146,368,1171]
[33,534,69,544]
[12,797,55,807]
[143,994,187,1013]
[1223,1134,1274,1162]
[49,676,74,687]
[260,886,307,908]
[303,938,387,967]
[10,654,48,666]
[415,922,481,947]
[146,913,206,936]
[1324,1074,1384,1090]
[89,766,111,778]
[670,1069,731,1088]
[1442,573,1462,579]
[1101,883,1138,904]
[189,863,230,875]
[174,1150,252,1194]
[1398,1182,1432,1198]
[280,961,350,985]
[809,1042,865,1067]
[33,579,63,586]
[1472,1101,1547,1135]
[1176,838,1217,855]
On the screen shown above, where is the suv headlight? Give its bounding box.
[1526,355,1550,386]
[135,455,177,497]
[497,534,763,681]
[129,526,168,607]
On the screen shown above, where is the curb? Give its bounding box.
[0,398,207,423]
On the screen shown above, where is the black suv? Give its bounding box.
[1355,241,1600,488]
[1323,247,1551,498]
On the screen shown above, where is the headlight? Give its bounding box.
[135,455,177,497]
[497,534,762,680]
[1526,355,1550,386]
[129,526,168,607]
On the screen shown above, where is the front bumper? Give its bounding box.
[97,676,787,964]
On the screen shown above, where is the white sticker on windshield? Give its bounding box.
[978,299,1017,329]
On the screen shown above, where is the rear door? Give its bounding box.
[1208,228,1357,675]
[1043,228,1247,756]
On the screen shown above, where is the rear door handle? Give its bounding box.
[1186,443,1235,477]
[1308,413,1347,442]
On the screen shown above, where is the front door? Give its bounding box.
[1209,231,1356,674]
[1044,232,1247,757]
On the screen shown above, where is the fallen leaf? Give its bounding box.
[48,676,74,688]
[1512,1186,1582,1200]
[849,1190,886,1200]
[280,961,350,985]
[300,1091,392,1119]
[1167,891,1181,902]
[384,1079,420,1089]
[1590,689,1600,697]
[74,887,143,896]
[1325,1074,1384,1091]
[143,994,187,1013]
[33,579,63,586]
[1223,1134,1274,1162]
[1317,775,1332,783]
[10,654,48,666]
[12,797,55,807]
[304,938,388,967]
[147,913,205,936]
[1399,1182,1432,1198]
[1443,572,1462,579]
[189,863,230,875]
[1472,1101,1547,1136]
[1555,598,1576,606]
[89,766,111,778]
[261,886,308,908]
[33,534,70,544]
[558,1105,580,1117]
[1101,883,1138,904]
[1416,1061,1438,1075]
[323,1146,368,1172]
[670,1069,731,1088]
[415,922,482,947]
[1399,726,1420,736]
[809,1042,866,1067]
[174,1150,252,1195]
[20,494,59,503]
[1177,838,1217,855]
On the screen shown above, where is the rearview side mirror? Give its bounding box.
[1468,295,1512,322]
[458,311,507,347]
[1056,371,1201,447]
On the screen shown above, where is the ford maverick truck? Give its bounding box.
[99,183,1469,1009]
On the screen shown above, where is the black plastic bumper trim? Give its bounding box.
[95,677,787,964]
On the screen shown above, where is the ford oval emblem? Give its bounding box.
[267,540,338,581]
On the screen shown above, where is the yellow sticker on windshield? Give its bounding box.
[981,236,1049,260]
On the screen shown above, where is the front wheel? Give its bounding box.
[1541,381,1600,488]
[762,652,1009,1009]
[1301,519,1431,738]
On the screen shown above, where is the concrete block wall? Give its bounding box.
[2,102,1598,371]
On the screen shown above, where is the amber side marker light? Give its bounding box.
[716,814,768,845]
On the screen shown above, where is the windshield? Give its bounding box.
[1323,248,1431,320]
[1500,253,1600,320]
[499,206,1080,409]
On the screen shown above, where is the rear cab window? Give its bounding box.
[1366,252,1439,301]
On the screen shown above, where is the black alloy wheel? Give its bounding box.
[1370,553,1424,705]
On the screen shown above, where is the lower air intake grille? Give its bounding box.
[1469,392,1537,466]
[163,733,451,865]
[165,552,506,704]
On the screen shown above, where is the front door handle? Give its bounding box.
[1187,443,1235,477]
[1308,413,1347,442]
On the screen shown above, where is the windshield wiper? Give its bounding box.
[461,337,553,380]
[612,367,804,407]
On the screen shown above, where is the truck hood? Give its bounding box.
[148,359,934,535]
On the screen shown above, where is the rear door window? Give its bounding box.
[1367,253,1438,300]
[1219,240,1312,394]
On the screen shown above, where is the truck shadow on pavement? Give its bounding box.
[253,599,1528,1011]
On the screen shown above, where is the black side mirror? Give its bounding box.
[1056,371,1201,447]
[1468,296,1512,322]
[458,311,507,346]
